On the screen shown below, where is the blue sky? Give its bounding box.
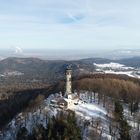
[0,0,140,50]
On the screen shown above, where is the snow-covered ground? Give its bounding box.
[67,93,112,140]
[94,62,140,79]
[94,62,133,70]
[103,70,137,78]
[69,101,107,120]
[0,71,24,77]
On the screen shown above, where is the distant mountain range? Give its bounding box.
[0,57,140,83]
[0,49,140,60]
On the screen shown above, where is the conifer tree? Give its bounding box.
[114,101,131,140]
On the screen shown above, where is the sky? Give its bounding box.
[0,0,140,50]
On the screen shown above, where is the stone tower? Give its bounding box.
[65,67,72,95]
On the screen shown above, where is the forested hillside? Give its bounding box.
[0,57,140,85]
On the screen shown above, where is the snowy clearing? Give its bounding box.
[68,100,107,120]
[94,62,140,79]
[94,62,133,70]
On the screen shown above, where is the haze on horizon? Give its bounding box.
[0,0,140,50]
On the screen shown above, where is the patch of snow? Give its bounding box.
[104,70,134,77]
[69,101,107,120]
[94,62,140,79]
[94,62,134,70]
[4,71,24,76]
[94,62,125,69]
